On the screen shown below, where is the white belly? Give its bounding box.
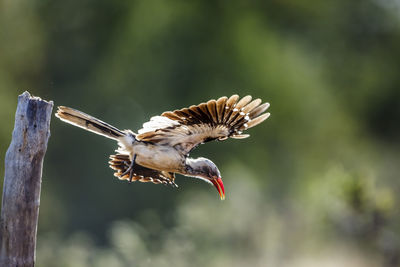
[131,142,184,173]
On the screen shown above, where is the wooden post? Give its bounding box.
[0,92,53,267]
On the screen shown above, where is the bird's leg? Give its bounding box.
[120,154,137,183]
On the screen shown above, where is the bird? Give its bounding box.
[55,95,270,200]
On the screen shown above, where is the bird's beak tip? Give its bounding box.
[211,177,225,200]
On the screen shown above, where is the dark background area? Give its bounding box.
[1,1,400,266]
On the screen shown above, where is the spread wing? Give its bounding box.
[109,154,177,187]
[136,95,270,155]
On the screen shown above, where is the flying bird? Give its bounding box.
[55,95,270,200]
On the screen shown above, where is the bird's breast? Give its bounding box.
[132,142,185,173]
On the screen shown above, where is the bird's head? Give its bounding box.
[185,157,225,200]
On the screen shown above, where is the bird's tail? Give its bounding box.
[55,106,125,140]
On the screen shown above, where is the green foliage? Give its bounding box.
[1,0,400,266]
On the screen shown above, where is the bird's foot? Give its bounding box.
[119,154,137,183]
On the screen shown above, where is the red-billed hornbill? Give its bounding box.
[55,95,270,200]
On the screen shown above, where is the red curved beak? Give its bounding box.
[211,177,225,200]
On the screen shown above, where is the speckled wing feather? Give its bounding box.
[109,154,177,187]
[136,95,270,155]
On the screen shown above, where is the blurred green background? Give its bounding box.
[1,0,400,266]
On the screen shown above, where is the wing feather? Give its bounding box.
[136,95,270,155]
[227,95,253,126]
[161,111,182,121]
[230,99,262,128]
[231,134,250,139]
[235,95,252,110]
[242,98,262,114]
[109,154,177,186]
[241,112,270,130]
[187,105,205,122]
[226,108,241,125]
[250,103,270,119]
[198,103,212,121]
[186,106,205,122]
[207,99,218,123]
[216,96,228,123]
[223,94,239,122]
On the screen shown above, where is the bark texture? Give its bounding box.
[0,91,53,267]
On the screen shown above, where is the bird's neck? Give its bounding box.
[183,158,198,176]
[183,157,209,179]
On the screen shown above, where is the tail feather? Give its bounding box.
[55,106,125,140]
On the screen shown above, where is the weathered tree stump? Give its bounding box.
[0,91,53,267]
